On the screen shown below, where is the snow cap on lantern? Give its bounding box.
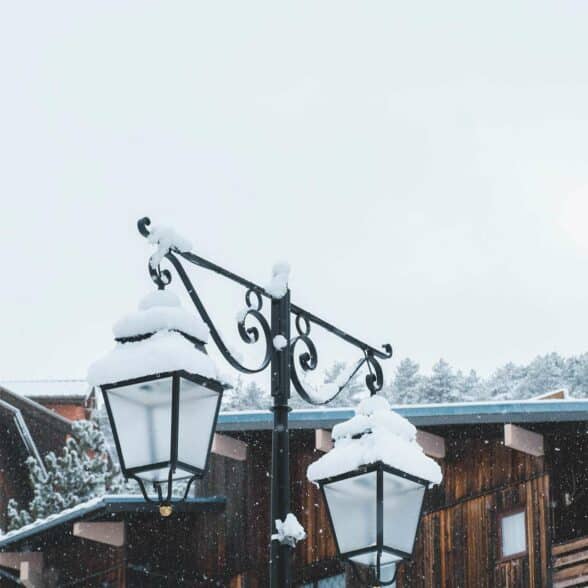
[88,290,226,492]
[88,290,215,386]
[307,395,442,579]
[308,395,441,485]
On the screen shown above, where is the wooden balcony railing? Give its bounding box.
[552,536,588,588]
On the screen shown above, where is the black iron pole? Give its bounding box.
[270,290,292,587]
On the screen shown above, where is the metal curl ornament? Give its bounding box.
[148,259,172,290]
[138,217,173,289]
[164,253,273,374]
[364,350,385,395]
[290,316,366,406]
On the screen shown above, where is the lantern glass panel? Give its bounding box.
[323,471,377,556]
[383,470,426,555]
[106,377,172,477]
[177,376,221,470]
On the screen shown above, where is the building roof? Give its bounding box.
[0,495,226,550]
[0,380,91,402]
[217,398,588,431]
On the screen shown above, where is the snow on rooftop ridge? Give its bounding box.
[113,290,209,343]
[265,261,290,299]
[87,331,218,386]
[307,395,442,485]
[147,224,192,268]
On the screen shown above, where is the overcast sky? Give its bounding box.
[2,1,588,385]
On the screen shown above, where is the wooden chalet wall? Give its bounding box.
[0,424,561,587]
[397,434,550,588]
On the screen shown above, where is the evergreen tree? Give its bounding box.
[564,353,588,397]
[457,369,482,402]
[518,352,565,398]
[486,362,527,399]
[7,420,124,531]
[423,359,458,403]
[390,358,422,404]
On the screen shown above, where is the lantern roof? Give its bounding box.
[307,395,443,485]
[113,290,209,343]
[87,291,219,387]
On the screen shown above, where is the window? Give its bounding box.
[302,573,346,588]
[499,508,527,559]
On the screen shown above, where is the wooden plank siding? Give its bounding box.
[397,474,550,588]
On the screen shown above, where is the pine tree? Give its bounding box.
[486,362,526,400]
[7,420,124,531]
[457,369,482,402]
[390,358,422,404]
[423,359,458,403]
[518,352,565,398]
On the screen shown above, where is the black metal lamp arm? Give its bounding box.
[137,216,392,396]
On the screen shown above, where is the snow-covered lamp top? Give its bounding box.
[87,290,217,387]
[307,395,443,485]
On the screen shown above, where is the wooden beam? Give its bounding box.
[553,536,588,556]
[0,554,43,588]
[554,562,588,582]
[315,429,334,453]
[504,424,544,457]
[20,560,44,588]
[73,522,125,547]
[212,433,247,461]
[416,430,446,459]
[0,553,42,571]
[555,575,588,588]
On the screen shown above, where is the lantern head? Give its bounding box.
[88,290,228,504]
[307,395,442,585]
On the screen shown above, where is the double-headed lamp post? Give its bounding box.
[89,217,440,587]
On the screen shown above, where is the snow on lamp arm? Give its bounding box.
[90,216,395,588]
[307,395,443,586]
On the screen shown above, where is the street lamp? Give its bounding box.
[307,396,442,586]
[88,289,227,513]
[89,217,411,587]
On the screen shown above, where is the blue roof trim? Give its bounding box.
[217,399,588,430]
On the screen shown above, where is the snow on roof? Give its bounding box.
[0,380,90,399]
[0,495,225,548]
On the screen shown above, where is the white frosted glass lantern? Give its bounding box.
[88,290,227,510]
[317,463,428,578]
[307,395,442,585]
[101,370,223,484]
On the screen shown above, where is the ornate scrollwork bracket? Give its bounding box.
[290,311,393,405]
[137,216,392,395]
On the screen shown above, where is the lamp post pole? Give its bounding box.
[270,291,292,587]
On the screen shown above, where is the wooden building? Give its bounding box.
[0,387,586,587]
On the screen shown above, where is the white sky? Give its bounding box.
[2,1,588,383]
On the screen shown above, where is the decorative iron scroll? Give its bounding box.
[290,311,393,405]
[137,216,392,395]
